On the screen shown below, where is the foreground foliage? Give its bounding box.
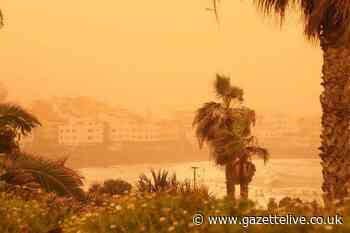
[0,185,83,233]
[88,179,132,196]
[2,184,350,233]
[1,152,85,200]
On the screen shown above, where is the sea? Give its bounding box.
[79,158,323,207]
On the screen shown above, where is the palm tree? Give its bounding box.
[0,104,41,153]
[1,152,85,200]
[0,10,3,28]
[193,74,268,200]
[209,0,350,208]
[249,0,350,207]
[213,129,268,199]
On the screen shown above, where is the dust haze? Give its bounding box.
[1,0,322,166]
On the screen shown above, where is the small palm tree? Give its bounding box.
[193,74,268,200]
[0,103,41,153]
[1,152,85,200]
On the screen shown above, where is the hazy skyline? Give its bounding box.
[1,0,322,116]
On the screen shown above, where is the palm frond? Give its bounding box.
[137,169,178,193]
[228,107,256,136]
[0,10,3,28]
[253,0,350,42]
[210,130,245,165]
[0,103,41,136]
[228,86,244,102]
[192,102,226,148]
[245,146,270,165]
[0,128,18,153]
[214,74,231,99]
[1,152,85,200]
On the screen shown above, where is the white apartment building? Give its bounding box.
[106,113,179,143]
[58,118,104,146]
[253,114,299,139]
[174,110,197,146]
[57,111,181,147]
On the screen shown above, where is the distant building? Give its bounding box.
[173,110,197,147]
[254,113,300,140]
[106,115,179,143]
[32,120,61,145]
[58,118,105,146]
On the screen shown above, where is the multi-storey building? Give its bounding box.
[173,110,197,146]
[58,118,105,146]
[32,120,61,145]
[253,113,300,139]
[107,116,179,143]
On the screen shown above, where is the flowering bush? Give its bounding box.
[61,192,350,233]
[1,183,350,233]
[0,191,60,233]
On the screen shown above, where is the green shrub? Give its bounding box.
[89,179,132,196]
[137,169,178,193]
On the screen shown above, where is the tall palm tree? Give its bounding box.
[0,104,41,153]
[0,9,3,28]
[212,129,268,199]
[193,74,268,200]
[209,0,350,207]
[249,0,350,207]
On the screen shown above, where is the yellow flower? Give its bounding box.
[141,203,148,208]
[115,205,122,211]
[159,217,166,222]
[168,226,175,232]
[110,224,117,229]
[162,207,171,213]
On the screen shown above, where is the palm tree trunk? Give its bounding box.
[320,34,350,208]
[225,162,235,201]
[239,162,249,200]
[240,183,248,200]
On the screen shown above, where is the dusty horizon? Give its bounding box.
[1,0,322,116]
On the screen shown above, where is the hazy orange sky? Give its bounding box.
[0,0,322,116]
